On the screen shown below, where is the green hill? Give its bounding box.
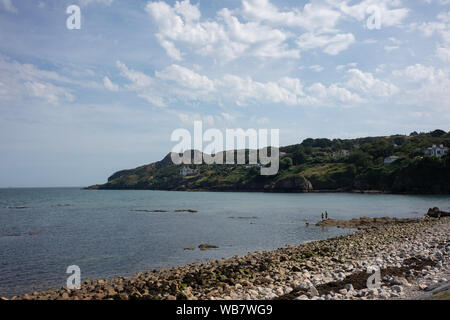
[87,129,450,194]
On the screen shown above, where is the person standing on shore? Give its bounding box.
[321,213,324,220]
[325,211,328,220]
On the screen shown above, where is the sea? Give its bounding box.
[0,187,449,297]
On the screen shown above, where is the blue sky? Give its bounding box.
[0,0,449,187]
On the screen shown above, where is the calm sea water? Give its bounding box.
[0,188,449,297]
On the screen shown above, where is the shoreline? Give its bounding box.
[84,186,450,195]
[5,216,449,300]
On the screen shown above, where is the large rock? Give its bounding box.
[426,207,450,218]
[270,174,313,192]
[308,286,319,297]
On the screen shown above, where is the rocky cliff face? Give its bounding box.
[269,174,313,192]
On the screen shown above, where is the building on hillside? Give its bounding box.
[331,150,351,158]
[280,152,287,158]
[424,144,448,157]
[384,156,400,165]
[179,166,195,176]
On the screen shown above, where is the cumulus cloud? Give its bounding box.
[155,64,214,91]
[384,45,399,52]
[156,36,183,61]
[116,61,154,90]
[0,56,74,105]
[409,10,450,62]
[306,82,363,105]
[436,45,450,62]
[114,61,399,109]
[103,76,119,91]
[330,0,409,27]
[77,0,114,6]
[409,11,450,43]
[392,63,450,111]
[0,0,17,13]
[146,0,412,62]
[24,81,74,105]
[146,0,300,62]
[309,65,324,72]
[392,64,437,82]
[296,32,355,55]
[241,0,342,33]
[345,69,399,98]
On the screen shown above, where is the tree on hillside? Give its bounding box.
[430,129,446,137]
[392,136,406,146]
[292,148,306,165]
[361,140,394,159]
[280,157,293,170]
[348,151,373,168]
[301,138,332,148]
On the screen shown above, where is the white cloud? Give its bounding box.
[103,76,119,91]
[408,11,450,63]
[384,45,399,52]
[306,82,363,105]
[251,116,270,125]
[220,112,236,122]
[332,0,409,27]
[437,11,450,23]
[296,32,355,55]
[241,0,342,33]
[409,11,450,40]
[156,36,183,61]
[310,65,324,72]
[77,0,114,6]
[436,45,450,62]
[145,0,393,62]
[0,0,17,13]
[172,111,216,127]
[24,81,74,105]
[392,64,437,82]
[0,56,74,105]
[155,64,214,91]
[146,0,301,62]
[336,62,358,71]
[116,60,154,90]
[346,69,399,98]
[424,0,450,6]
[410,21,447,37]
[392,64,450,111]
[216,74,305,106]
[114,61,398,108]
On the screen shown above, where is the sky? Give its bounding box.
[0,0,449,187]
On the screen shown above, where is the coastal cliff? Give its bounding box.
[87,130,450,194]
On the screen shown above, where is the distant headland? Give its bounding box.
[86,130,450,194]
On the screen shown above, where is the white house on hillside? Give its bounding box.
[179,167,195,176]
[424,144,448,157]
[384,156,400,165]
[331,150,351,158]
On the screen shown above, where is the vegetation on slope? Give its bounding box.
[89,130,450,194]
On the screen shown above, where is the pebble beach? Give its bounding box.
[3,216,449,301]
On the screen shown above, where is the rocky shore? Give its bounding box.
[315,216,423,230]
[3,216,449,301]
